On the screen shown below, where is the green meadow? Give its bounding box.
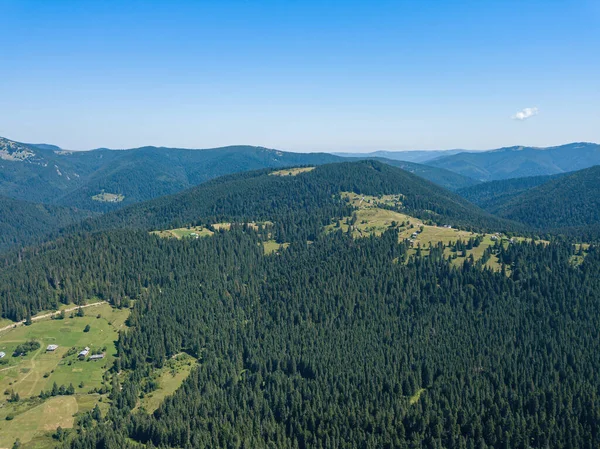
[0,303,129,448]
[136,353,197,414]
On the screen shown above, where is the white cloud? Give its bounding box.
[512,107,539,121]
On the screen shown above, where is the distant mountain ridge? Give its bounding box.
[332,149,467,163]
[428,142,600,181]
[4,136,599,215]
[0,136,343,210]
[0,136,479,211]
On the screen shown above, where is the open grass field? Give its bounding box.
[152,221,276,242]
[341,192,404,209]
[262,240,290,255]
[270,167,315,176]
[0,396,77,448]
[0,304,130,449]
[0,303,129,399]
[0,302,106,334]
[91,192,124,203]
[212,221,273,232]
[409,388,426,405]
[325,199,515,272]
[325,207,413,238]
[151,225,214,239]
[136,353,197,414]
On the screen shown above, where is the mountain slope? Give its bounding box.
[374,158,480,190]
[83,160,519,235]
[0,136,342,210]
[456,173,564,211]
[0,195,95,251]
[54,146,343,211]
[428,142,600,181]
[0,136,480,213]
[493,165,600,234]
[0,137,122,203]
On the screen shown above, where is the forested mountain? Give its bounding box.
[3,154,600,449]
[491,165,600,238]
[377,159,480,190]
[0,136,341,211]
[81,160,516,235]
[0,195,95,252]
[456,173,563,211]
[428,142,600,181]
[0,136,477,213]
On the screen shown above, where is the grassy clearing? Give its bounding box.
[325,208,411,238]
[270,167,315,176]
[341,192,404,209]
[151,226,214,239]
[262,240,290,255]
[0,396,77,448]
[136,353,197,414]
[212,221,273,232]
[409,388,426,405]
[570,255,585,267]
[0,317,14,330]
[153,222,275,238]
[327,206,508,271]
[326,195,528,272]
[91,192,124,203]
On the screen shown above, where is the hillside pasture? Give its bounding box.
[269,167,315,176]
[91,192,124,203]
[341,191,404,209]
[262,240,290,255]
[0,303,128,399]
[0,304,130,448]
[0,396,78,447]
[326,201,512,271]
[136,353,197,414]
[152,222,275,239]
[151,226,214,239]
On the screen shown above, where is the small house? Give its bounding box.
[0,352,5,359]
[78,347,90,359]
[89,353,105,361]
[46,344,58,352]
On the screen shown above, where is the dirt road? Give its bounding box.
[0,301,107,334]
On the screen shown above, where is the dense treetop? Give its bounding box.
[0,195,95,252]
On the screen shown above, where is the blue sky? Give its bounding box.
[1,0,599,152]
